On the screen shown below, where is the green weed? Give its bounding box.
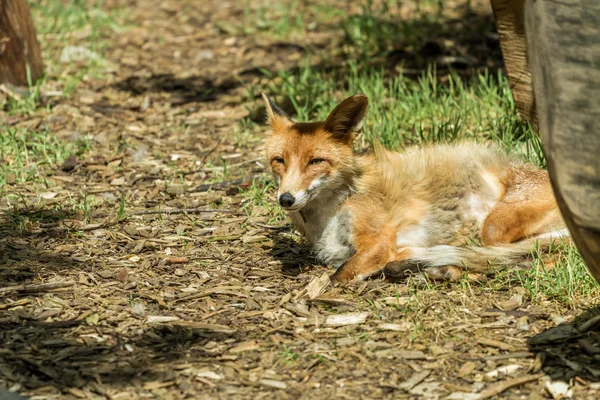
[279,345,300,364]
[0,125,87,191]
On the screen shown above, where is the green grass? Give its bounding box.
[493,242,600,305]
[0,126,89,191]
[1,1,121,190]
[23,0,123,104]
[240,0,346,40]
[242,176,287,225]
[30,0,121,53]
[278,345,300,364]
[254,64,544,164]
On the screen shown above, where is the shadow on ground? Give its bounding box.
[0,211,242,394]
[265,225,317,278]
[112,10,502,108]
[0,318,236,391]
[528,306,600,382]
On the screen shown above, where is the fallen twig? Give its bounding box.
[129,208,246,216]
[202,157,263,171]
[398,370,431,391]
[484,351,533,361]
[476,374,544,399]
[0,281,75,294]
[196,175,263,193]
[476,337,520,352]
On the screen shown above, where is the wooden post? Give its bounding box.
[0,0,44,86]
[491,0,538,129]
[525,0,600,283]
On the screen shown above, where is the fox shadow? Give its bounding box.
[264,224,318,279]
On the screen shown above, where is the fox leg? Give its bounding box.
[329,202,401,282]
[330,241,400,282]
[481,169,565,246]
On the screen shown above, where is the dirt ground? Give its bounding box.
[1,0,600,399]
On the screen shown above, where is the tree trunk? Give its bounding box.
[491,0,538,129]
[525,0,600,284]
[0,0,44,86]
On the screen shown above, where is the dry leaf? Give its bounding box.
[325,312,370,326]
[458,361,478,377]
[86,313,100,325]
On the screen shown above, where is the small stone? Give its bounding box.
[174,268,187,276]
[60,45,100,63]
[551,314,567,326]
[115,268,129,282]
[545,380,572,399]
[196,50,214,61]
[166,184,185,195]
[131,301,146,316]
[110,177,126,186]
[61,154,78,172]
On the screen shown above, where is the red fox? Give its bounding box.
[262,93,569,283]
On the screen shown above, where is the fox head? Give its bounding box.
[262,93,368,211]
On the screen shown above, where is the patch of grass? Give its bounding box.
[118,195,127,221]
[1,1,124,114]
[1,82,45,116]
[241,175,286,225]
[30,0,122,52]
[0,126,88,191]
[70,192,101,224]
[278,345,300,364]
[493,243,600,305]
[241,0,346,40]
[1,2,124,190]
[256,64,540,163]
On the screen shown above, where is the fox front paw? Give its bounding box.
[331,265,385,283]
[330,267,354,283]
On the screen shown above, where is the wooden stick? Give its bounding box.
[0,281,74,294]
[484,351,533,361]
[203,158,263,171]
[129,208,246,216]
[477,374,544,399]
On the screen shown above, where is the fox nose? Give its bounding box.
[279,192,295,208]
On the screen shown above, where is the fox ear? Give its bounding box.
[324,94,368,141]
[262,93,291,131]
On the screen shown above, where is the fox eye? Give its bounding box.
[272,157,285,165]
[309,158,326,165]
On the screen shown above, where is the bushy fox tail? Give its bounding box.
[384,233,571,280]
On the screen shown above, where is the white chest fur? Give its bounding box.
[288,192,356,268]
